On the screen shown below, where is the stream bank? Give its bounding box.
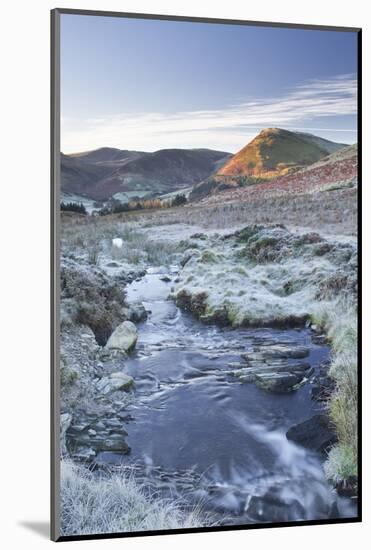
[60,221,358,528]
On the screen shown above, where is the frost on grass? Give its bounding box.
[174,224,357,327]
[61,216,189,269]
[311,301,358,489]
[60,460,208,536]
[173,224,358,488]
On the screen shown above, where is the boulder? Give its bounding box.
[335,477,358,498]
[126,303,148,323]
[247,490,305,522]
[159,275,172,282]
[96,372,134,395]
[243,345,309,361]
[105,320,138,352]
[286,414,337,453]
[190,232,208,240]
[99,438,131,454]
[255,372,302,393]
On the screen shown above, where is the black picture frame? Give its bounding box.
[51,8,362,542]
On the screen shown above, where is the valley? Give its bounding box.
[59,127,358,535]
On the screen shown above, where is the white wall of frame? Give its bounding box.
[0,1,368,548]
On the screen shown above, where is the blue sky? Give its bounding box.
[61,14,358,153]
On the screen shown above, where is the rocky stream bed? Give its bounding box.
[60,253,357,524]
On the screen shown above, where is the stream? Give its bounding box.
[97,266,357,524]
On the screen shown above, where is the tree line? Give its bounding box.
[61,201,87,214]
[60,194,187,216]
[99,193,187,216]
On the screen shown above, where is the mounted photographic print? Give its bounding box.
[51,8,361,541]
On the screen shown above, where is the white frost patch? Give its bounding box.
[112,237,124,248]
[173,226,357,326]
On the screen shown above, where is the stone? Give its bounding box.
[104,418,125,430]
[247,490,305,522]
[69,422,90,433]
[96,372,134,394]
[126,303,148,323]
[258,345,310,359]
[100,438,131,453]
[311,375,334,401]
[335,477,358,498]
[73,447,96,460]
[97,347,128,362]
[255,372,302,393]
[159,275,172,282]
[190,232,208,240]
[286,414,337,453]
[312,334,327,345]
[105,321,138,352]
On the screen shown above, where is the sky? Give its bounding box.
[60,14,358,154]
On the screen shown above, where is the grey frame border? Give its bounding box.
[51,7,61,542]
[51,8,362,542]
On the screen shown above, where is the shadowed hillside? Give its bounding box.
[61,147,231,201]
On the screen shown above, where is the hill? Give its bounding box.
[190,129,347,200]
[217,128,345,178]
[61,147,231,201]
[194,144,357,206]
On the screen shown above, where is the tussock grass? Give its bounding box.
[60,460,207,536]
[62,216,187,267]
[311,300,358,483]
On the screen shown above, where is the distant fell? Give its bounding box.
[61,147,231,201]
[217,128,346,179]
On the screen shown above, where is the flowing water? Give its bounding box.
[97,266,357,524]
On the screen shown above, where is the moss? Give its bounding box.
[226,304,242,326]
[235,225,265,243]
[60,358,79,388]
[175,289,193,311]
[199,250,218,263]
[190,291,208,317]
[232,266,248,276]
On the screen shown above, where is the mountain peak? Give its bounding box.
[217,128,345,178]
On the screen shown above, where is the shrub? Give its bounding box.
[171,194,187,207]
[61,264,127,345]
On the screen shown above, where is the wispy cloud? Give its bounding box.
[61,74,357,153]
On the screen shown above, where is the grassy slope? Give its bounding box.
[192,145,357,203]
[218,128,345,178]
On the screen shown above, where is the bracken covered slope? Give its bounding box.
[194,144,357,206]
[217,128,345,178]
